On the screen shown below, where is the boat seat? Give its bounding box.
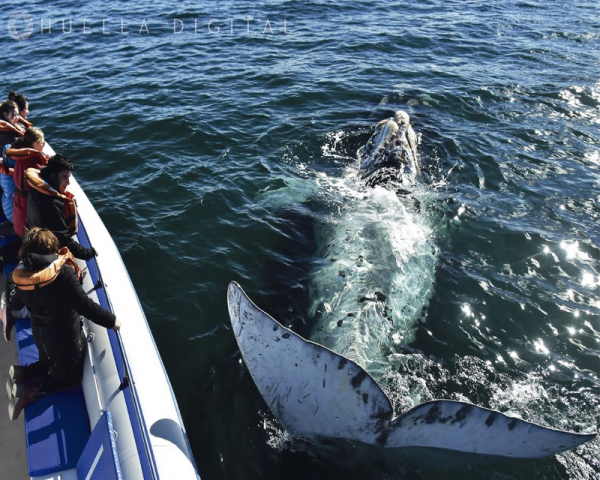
[76,410,122,479]
[15,319,91,477]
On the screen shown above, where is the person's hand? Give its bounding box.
[113,319,121,332]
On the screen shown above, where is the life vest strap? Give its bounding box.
[0,120,25,137]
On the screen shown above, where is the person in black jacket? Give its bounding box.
[26,153,97,260]
[5,227,120,420]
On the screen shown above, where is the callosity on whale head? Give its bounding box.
[359,110,421,187]
[227,282,597,459]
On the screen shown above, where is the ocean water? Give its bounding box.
[2,1,599,478]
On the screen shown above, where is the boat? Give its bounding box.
[1,143,200,479]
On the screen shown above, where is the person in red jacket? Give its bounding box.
[8,127,48,237]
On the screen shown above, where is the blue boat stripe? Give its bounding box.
[77,219,159,480]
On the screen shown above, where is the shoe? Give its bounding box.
[6,379,24,400]
[11,383,23,398]
[8,398,22,420]
[5,378,14,399]
[7,385,39,420]
[8,365,24,383]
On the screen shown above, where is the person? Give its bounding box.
[0,128,48,227]
[4,227,120,420]
[26,153,97,260]
[6,128,49,236]
[7,91,32,130]
[0,100,24,152]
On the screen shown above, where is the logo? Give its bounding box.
[7,11,33,41]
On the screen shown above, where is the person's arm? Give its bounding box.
[62,267,117,329]
[57,227,96,261]
[4,273,25,342]
[37,197,96,260]
[6,272,25,312]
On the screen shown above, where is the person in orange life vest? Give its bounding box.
[7,91,32,130]
[27,154,96,260]
[4,227,120,420]
[0,100,24,153]
[0,100,27,235]
[9,128,48,237]
[0,128,47,227]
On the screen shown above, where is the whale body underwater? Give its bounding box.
[227,111,596,458]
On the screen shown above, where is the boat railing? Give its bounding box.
[92,259,160,480]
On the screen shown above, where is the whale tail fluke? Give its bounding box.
[384,399,596,458]
[227,281,597,459]
[227,281,394,445]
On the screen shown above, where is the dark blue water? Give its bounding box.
[2,1,599,478]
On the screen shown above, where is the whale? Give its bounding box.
[227,281,596,458]
[359,110,420,188]
[228,112,596,458]
[307,110,435,376]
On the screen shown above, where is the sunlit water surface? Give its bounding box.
[2,0,599,478]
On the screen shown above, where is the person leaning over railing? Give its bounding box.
[7,91,32,129]
[2,128,48,236]
[26,153,97,260]
[4,227,120,420]
[0,100,24,153]
[0,93,33,238]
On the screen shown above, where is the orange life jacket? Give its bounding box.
[12,247,83,290]
[25,168,78,235]
[0,119,25,138]
[6,147,49,186]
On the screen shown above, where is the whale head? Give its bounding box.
[359,110,420,188]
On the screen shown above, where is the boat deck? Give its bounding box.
[0,273,29,479]
[0,169,200,479]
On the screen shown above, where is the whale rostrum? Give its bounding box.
[227,282,596,458]
[359,110,421,187]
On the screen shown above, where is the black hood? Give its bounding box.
[22,252,58,271]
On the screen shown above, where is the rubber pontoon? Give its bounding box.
[3,144,200,479]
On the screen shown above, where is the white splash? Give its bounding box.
[308,163,438,378]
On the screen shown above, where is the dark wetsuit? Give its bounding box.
[7,252,115,392]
